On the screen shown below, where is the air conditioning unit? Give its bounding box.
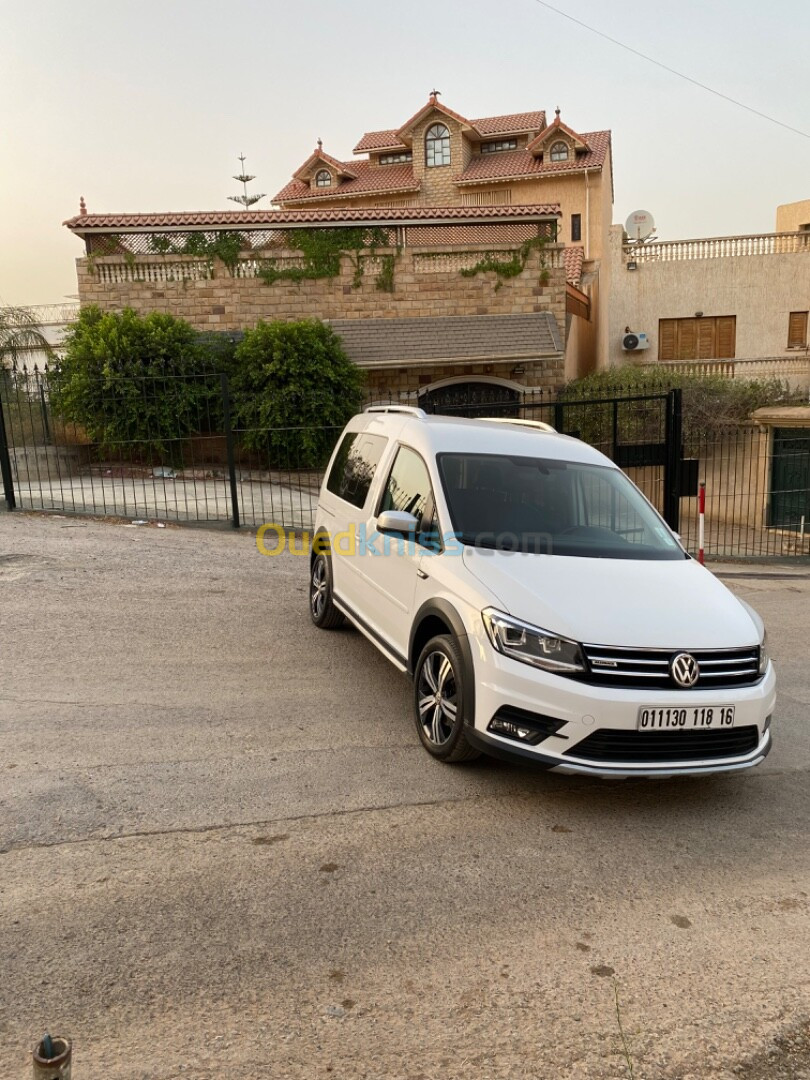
[622,332,650,351]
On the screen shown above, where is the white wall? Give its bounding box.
[607,225,810,367]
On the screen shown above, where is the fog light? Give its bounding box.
[490,717,536,742]
[488,708,566,746]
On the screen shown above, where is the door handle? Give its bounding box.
[416,568,429,579]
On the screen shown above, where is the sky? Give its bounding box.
[2,0,809,306]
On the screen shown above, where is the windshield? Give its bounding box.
[437,453,687,560]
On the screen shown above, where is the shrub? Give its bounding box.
[230,319,365,468]
[51,306,219,459]
[557,365,797,444]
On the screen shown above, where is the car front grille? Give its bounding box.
[565,725,761,764]
[579,644,761,690]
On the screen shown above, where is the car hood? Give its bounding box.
[461,548,760,649]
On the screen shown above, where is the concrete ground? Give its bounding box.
[0,511,808,1080]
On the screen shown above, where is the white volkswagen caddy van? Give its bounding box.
[309,406,775,777]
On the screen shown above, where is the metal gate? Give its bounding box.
[768,427,810,530]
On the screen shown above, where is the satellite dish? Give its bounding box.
[625,210,656,242]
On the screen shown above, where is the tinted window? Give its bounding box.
[379,446,440,550]
[380,447,431,523]
[438,453,685,560]
[326,432,387,509]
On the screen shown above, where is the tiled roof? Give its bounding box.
[563,246,584,288]
[354,110,547,154]
[353,129,409,153]
[330,313,563,367]
[456,131,611,185]
[293,148,358,181]
[471,111,546,135]
[63,203,563,233]
[395,98,473,139]
[527,116,589,152]
[274,161,420,204]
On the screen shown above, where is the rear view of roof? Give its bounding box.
[457,131,611,185]
[330,313,563,368]
[352,129,409,153]
[471,110,546,135]
[353,109,547,154]
[274,161,419,204]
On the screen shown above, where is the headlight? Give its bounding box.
[482,609,585,674]
[758,630,769,675]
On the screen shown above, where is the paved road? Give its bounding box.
[0,512,808,1079]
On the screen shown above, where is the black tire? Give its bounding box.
[413,634,480,763]
[309,552,345,629]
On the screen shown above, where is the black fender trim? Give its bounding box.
[465,726,558,769]
[310,528,332,566]
[409,599,476,729]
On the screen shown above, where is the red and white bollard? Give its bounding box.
[698,481,706,565]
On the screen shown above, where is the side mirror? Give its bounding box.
[377,510,419,535]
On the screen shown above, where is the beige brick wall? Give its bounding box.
[76,243,568,389]
[365,358,563,400]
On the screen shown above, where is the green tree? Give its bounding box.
[51,306,218,459]
[230,319,365,467]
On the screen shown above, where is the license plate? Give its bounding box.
[637,705,735,731]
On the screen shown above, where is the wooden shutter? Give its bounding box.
[697,318,716,359]
[659,319,677,360]
[716,316,736,358]
[678,318,698,360]
[788,311,808,348]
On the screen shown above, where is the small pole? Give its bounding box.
[0,382,16,510]
[698,481,706,565]
[220,373,240,529]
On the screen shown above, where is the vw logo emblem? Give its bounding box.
[670,652,700,688]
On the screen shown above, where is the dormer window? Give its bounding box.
[379,151,413,165]
[480,138,517,154]
[550,142,569,162]
[425,123,451,167]
[315,169,332,187]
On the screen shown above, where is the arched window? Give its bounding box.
[315,169,332,187]
[550,141,569,162]
[425,123,451,167]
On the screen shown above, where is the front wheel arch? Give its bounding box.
[409,599,476,730]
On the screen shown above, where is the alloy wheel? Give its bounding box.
[417,649,459,746]
[310,557,328,620]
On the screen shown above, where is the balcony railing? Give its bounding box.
[624,231,810,263]
[643,356,810,383]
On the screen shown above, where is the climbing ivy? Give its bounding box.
[88,231,247,279]
[178,232,245,275]
[459,234,548,290]
[87,226,403,288]
[375,253,398,293]
[257,227,399,290]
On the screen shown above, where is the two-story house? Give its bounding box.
[273,92,613,371]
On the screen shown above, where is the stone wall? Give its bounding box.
[76,242,568,394]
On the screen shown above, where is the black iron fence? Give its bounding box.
[1,364,808,559]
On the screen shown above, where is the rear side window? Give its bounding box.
[326,432,387,509]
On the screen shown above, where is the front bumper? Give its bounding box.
[471,648,777,778]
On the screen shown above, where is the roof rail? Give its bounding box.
[480,417,557,433]
[364,405,427,418]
